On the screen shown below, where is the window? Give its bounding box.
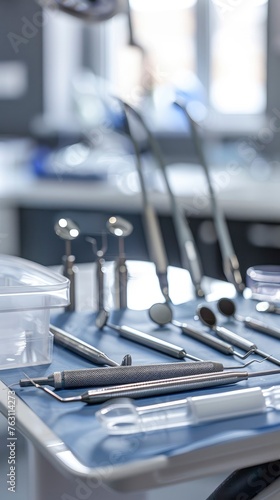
[209,0,268,114]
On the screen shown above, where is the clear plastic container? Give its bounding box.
[246,265,280,302]
[0,255,69,370]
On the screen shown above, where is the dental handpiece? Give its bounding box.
[19,360,224,389]
[27,367,280,404]
[49,324,122,367]
[97,385,280,435]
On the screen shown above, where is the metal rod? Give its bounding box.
[174,100,245,294]
[123,102,205,298]
[107,322,203,362]
[49,324,121,367]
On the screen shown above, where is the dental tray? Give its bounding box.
[0,255,69,370]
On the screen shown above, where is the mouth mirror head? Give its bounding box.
[197,306,216,328]
[54,218,80,241]
[217,298,236,317]
[149,303,173,327]
[106,216,133,238]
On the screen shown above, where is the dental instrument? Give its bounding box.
[197,305,280,367]
[49,324,129,367]
[218,297,280,339]
[149,302,255,360]
[96,308,203,361]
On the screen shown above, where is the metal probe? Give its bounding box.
[25,367,280,404]
[49,324,129,367]
[96,309,203,362]
[197,305,280,367]
[19,360,225,389]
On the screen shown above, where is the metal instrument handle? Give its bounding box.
[180,324,234,355]
[244,317,280,339]
[58,361,224,389]
[215,326,256,351]
[115,324,190,359]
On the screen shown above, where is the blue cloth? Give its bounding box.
[2,297,280,470]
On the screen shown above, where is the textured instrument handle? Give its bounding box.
[60,361,224,389]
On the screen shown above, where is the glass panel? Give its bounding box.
[209,0,268,114]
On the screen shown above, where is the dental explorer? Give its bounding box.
[24,366,280,404]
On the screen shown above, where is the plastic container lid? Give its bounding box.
[0,254,69,312]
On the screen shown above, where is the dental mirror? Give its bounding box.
[54,217,80,311]
[106,216,133,309]
[55,218,80,256]
[106,215,133,241]
[149,302,173,326]
[217,297,237,318]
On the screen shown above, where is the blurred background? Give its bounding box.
[0,0,280,285]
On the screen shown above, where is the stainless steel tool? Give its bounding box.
[54,217,80,311]
[218,297,280,339]
[120,99,170,302]
[96,309,203,361]
[24,366,280,404]
[49,324,130,367]
[174,100,245,294]
[122,101,205,298]
[197,305,280,367]
[86,233,108,311]
[149,302,254,360]
[19,360,225,389]
[106,216,133,309]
